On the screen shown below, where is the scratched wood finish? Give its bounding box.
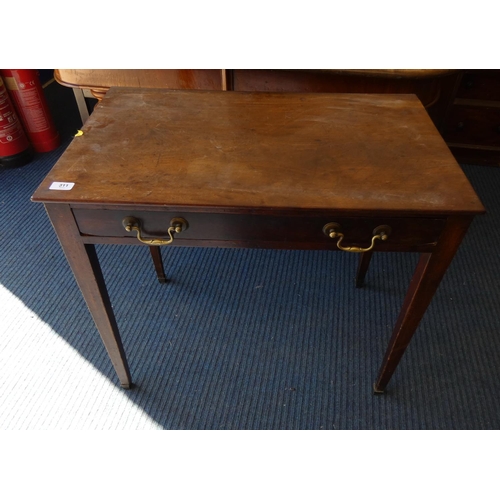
[231,69,461,130]
[32,89,483,217]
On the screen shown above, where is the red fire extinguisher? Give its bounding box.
[0,69,60,153]
[0,76,34,168]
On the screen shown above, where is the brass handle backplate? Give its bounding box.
[122,216,188,246]
[323,223,391,253]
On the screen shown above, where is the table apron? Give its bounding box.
[72,208,447,252]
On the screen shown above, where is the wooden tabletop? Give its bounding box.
[33,89,484,215]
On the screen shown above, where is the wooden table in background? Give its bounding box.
[56,69,500,166]
[32,89,484,394]
[55,69,225,100]
[54,69,460,129]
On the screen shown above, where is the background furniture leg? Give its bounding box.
[355,251,373,288]
[149,246,167,283]
[72,88,89,125]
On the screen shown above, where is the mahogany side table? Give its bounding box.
[32,89,485,393]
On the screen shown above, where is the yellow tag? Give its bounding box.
[3,77,19,91]
[75,130,84,137]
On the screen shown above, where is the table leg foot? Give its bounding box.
[373,382,385,395]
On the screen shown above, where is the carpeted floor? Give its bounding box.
[1,87,499,429]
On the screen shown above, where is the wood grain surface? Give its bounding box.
[33,89,484,215]
[54,69,222,91]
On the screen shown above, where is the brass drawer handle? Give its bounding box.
[122,216,188,246]
[323,223,391,253]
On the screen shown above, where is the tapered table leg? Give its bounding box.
[373,216,473,394]
[149,247,167,283]
[45,204,132,388]
[355,251,373,288]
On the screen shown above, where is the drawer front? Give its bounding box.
[73,209,446,251]
[443,105,500,147]
[456,71,500,101]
